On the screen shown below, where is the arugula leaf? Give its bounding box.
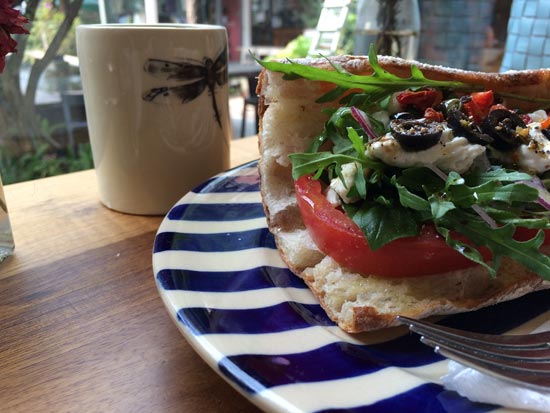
[319,107,362,154]
[354,162,367,199]
[351,203,420,250]
[492,183,540,204]
[436,225,494,274]
[316,86,349,103]
[366,113,387,136]
[393,178,430,211]
[442,213,550,279]
[397,167,445,194]
[484,207,550,229]
[346,127,366,160]
[466,166,532,185]
[289,152,363,180]
[448,181,538,208]
[257,45,477,104]
[429,194,456,220]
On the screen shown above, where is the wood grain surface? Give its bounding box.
[0,136,263,412]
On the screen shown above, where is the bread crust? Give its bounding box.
[257,55,550,332]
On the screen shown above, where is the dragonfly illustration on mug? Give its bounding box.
[142,47,228,128]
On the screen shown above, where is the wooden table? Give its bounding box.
[0,136,264,412]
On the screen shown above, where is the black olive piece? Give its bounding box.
[390,119,443,151]
[446,108,494,146]
[482,109,526,151]
[436,98,460,116]
[393,112,414,120]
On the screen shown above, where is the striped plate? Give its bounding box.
[152,161,550,413]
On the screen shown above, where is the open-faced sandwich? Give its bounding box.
[257,48,550,333]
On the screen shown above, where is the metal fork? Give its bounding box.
[397,315,550,391]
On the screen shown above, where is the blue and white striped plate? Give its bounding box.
[153,161,550,413]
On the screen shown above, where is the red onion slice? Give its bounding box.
[521,177,550,210]
[350,106,378,141]
[427,164,449,181]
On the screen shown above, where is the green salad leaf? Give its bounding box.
[257,45,479,105]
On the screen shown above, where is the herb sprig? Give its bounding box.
[258,45,479,105]
[256,46,550,107]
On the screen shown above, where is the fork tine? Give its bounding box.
[425,338,550,391]
[421,337,550,372]
[399,317,550,362]
[425,336,550,362]
[397,315,550,391]
[397,316,550,350]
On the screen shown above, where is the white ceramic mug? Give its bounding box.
[76,24,231,215]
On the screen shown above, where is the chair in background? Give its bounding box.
[308,0,351,57]
[61,90,87,148]
[240,74,259,137]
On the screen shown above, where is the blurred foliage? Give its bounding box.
[25,1,80,61]
[268,0,357,59]
[270,34,312,59]
[0,142,93,185]
[0,0,92,184]
[0,0,84,152]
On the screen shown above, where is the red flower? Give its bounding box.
[0,1,30,73]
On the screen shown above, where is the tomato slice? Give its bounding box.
[397,89,443,112]
[463,90,494,124]
[294,175,549,278]
[423,107,444,122]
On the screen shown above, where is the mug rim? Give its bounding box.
[76,23,226,31]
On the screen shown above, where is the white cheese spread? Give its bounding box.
[490,123,550,174]
[367,127,486,174]
[515,125,550,174]
[328,162,360,205]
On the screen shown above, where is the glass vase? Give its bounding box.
[0,174,15,263]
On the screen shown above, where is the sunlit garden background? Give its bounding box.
[1,0,511,184]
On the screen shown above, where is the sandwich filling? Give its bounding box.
[260,49,550,280]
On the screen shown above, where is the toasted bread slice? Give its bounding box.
[257,55,550,333]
